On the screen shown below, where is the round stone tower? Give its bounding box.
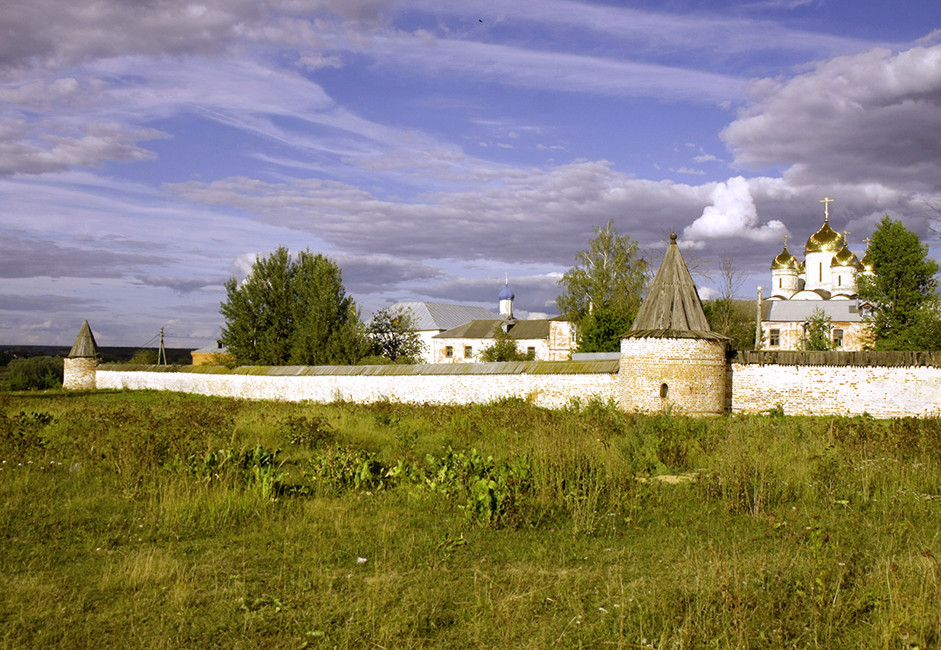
[619,234,729,416]
[63,320,100,390]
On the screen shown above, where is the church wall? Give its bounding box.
[760,320,871,352]
[731,363,941,418]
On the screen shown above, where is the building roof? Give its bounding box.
[192,342,228,355]
[383,302,497,332]
[626,233,717,339]
[68,320,100,358]
[433,319,553,340]
[764,300,864,323]
[498,283,514,300]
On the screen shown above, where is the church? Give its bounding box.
[759,198,873,351]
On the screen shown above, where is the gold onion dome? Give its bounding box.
[805,219,845,253]
[830,244,859,267]
[859,251,873,272]
[771,245,800,270]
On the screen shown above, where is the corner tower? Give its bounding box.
[63,320,100,390]
[619,234,729,416]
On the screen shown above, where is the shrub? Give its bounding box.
[8,356,64,390]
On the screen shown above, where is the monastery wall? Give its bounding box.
[730,351,941,417]
[78,351,941,419]
[94,364,619,410]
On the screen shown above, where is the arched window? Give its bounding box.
[660,383,669,399]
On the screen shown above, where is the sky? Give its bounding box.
[2,0,941,348]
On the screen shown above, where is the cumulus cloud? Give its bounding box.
[723,44,941,191]
[683,176,788,243]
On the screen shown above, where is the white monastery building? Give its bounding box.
[431,281,576,363]
[761,198,874,351]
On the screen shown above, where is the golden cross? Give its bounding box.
[820,197,834,220]
[783,233,790,248]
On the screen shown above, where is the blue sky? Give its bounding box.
[2,0,940,347]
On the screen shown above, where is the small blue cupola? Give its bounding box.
[499,276,514,319]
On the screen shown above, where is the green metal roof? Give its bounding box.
[434,319,552,340]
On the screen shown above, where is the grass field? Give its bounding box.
[1,389,940,648]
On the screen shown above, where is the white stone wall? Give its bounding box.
[96,368,619,410]
[619,337,727,416]
[63,357,98,390]
[731,363,941,417]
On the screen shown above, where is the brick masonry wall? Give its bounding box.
[63,358,98,390]
[731,363,941,417]
[95,368,619,409]
[619,337,727,416]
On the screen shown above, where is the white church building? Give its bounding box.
[760,198,873,351]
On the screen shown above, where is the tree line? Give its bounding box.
[219,217,941,366]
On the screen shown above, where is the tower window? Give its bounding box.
[819,262,823,282]
[660,383,669,399]
[778,278,782,288]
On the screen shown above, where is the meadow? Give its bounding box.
[1,389,940,648]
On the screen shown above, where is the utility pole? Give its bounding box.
[158,327,167,365]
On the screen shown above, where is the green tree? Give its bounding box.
[556,221,647,352]
[479,325,534,362]
[220,247,367,365]
[703,257,756,350]
[858,216,941,350]
[367,307,424,363]
[803,308,834,351]
[9,356,63,390]
[289,251,367,365]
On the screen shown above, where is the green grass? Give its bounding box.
[1,390,940,647]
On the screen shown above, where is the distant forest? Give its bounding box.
[0,346,194,365]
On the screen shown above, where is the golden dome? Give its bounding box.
[771,246,800,271]
[830,244,859,268]
[859,251,873,273]
[805,218,845,254]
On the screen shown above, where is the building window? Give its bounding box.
[833,329,844,348]
[778,277,782,288]
[527,346,536,357]
[769,329,780,347]
[837,275,842,287]
[445,346,453,358]
[660,383,669,399]
[464,345,473,358]
[819,262,823,283]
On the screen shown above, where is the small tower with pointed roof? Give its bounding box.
[63,320,100,390]
[619,233,729,415]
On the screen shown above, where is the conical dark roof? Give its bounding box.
[68,320,100,358]
[625,234,725,340]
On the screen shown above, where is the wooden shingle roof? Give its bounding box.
[625,234,726,341]
[68,320,100,358]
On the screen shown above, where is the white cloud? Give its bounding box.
[683,176,787,243]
